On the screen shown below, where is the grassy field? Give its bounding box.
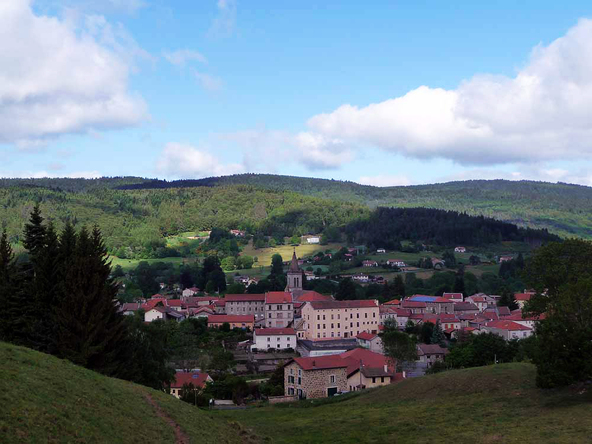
[222,363,592,444]
[240,242,344,267]
[0,341,255,444]
[108,256,199,271]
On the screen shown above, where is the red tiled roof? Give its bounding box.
[432,297,452,303]
[213,299,226,306]
[394,308,411,317]
[341,348,395,376]
[486,320,532,331]
[266,292,292,304]
[207,315,255,324]
[384,299,401,305]
[121,302,141,311]
[309,300,378,310]
[254,328,296,336]
[514,293,533,301]
[297,291,333,302]
[167,299,183,307]
[417,343,448,355]
[293,355,349,371]
[469,296,487,302]
[141,298,167,311]
[356,332,377,341]
[171,371,211,389]
[443,293,463,299]
[503,311,545,322]
[224,294,265,302]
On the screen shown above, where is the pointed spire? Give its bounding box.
[288,249,300,273]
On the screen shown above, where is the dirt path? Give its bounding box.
[143,393,190,444]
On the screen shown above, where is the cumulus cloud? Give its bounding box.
[163,49,207,67]
[357,175,412,187]
[156,142,245,178]
[306,19,592,165]
[0,0,148,147]
[208,0,236,37]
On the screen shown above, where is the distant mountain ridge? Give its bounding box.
[1,174,590,238]
[116,174,592,238]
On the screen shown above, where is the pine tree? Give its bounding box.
[498,287,518,311]
[55,226,129,376]
[392,275,406,298]
[430,320,446,347]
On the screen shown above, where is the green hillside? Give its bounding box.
[162,175,592,238]
[224,363,592,444]
[0,342,257,444]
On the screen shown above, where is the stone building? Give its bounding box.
[224,294,266,319]
[284,355,348,399]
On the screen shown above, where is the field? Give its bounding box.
[0,342,255,444]
[223,363,592,444]
[240,242,344,267]
[108,256,198,271]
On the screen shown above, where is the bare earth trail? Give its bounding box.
[143,392,190,444]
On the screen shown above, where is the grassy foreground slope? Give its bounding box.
[224,363,592,444]
[0,342,256,444]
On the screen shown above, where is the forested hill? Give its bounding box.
[117,174,592,238]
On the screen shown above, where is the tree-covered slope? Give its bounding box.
[0,341,256,443]
[127,175,592,238]
[225,363,592,444]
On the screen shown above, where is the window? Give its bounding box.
[357,313,360,319]
[365,313,368,318]
[297,377,302,385]
[323,315,326,320]
[331,323,334,328]
[317,315,320,320]
[372,377,376,384]
[357,322,359,327]
[373,312,376,318]
[317,324,320,329]
[267,337,271,342]
[337,323,340,328]
[323,324,326,329]
[288,375,295,384]
[331,314,334,320]
[330,375,336,384]
[290,369,294,375]
[288,387,295,395]
[381,377,385,383]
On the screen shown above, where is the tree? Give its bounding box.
[236,255,253,269]
[392,275,406,298]
[220,256,236,271]
[270,253,284,276]
[54,226,130,377]
[524,239,592,388]
[112,264,125,278]
[497,287,518,311]
[335,278,357,300]
[442,250,456,268]
[419,322,435,344]
[382,330,418,372]
[430,321,446,347]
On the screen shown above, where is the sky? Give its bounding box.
[3,0,592,186]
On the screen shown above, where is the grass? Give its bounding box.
[0,341,255,444]
[108,256,199,271]
[240,242,344,267]
[222,363,592,444]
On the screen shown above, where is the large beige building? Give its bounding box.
[224,294,266,319]
[264,291,294,328]
[301,300,380,340]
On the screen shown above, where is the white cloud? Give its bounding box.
[194,71,223,92]
[305,19,592,165]
[163,49,207,67]
[357,175,412,187]
[39,0,147,15]
[156,142,245,178]
[0,0,148,147]
[208,0,236,37]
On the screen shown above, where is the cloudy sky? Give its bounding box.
[3,0,592,186]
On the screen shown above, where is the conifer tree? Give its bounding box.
[55,226,129,376]
[430,320,446,347]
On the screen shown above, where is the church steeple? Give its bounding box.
[286,249,303,293]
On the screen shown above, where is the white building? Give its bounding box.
[252,328,297,351]
[306,237,320,244]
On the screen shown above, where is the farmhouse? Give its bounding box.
[252,328,297,352]
[169,371,212,399]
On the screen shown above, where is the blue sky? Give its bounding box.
[3,0,592,186]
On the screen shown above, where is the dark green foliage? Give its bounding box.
[524,239,592,388]
[260,364,285,397]
[498,287,518,311]
[430,321,446,347]
[446,333,518,369]
[335,278,357,300]
[382,329,418,372]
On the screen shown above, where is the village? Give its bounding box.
[120,250,539,403]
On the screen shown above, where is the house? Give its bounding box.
[465,295,490,312]
[145,306,185,323]
[454,246,466,253]
[344,253,353,261]
[306,236,320,244]
[417,343,448,367]
[401,300,426,314]
[284,349,400,399]
[392,308,411,328]
[252,328,297,352]
[422,313,461,332]
[169,371,212,399]
[207,315,255,330]
[224,294,266,319]
[501,310,544,329]
[212,299,226,314]
[167,299,184,311]
[182,287,200,298]
[284,355,349,399]
[352,274,369,283]
[514,292,535,309]
[120,302,141,316]
[483,320,533,340]
[300,299,380,340]
[376,248,386,254]
[384,298,401,306]
[454,302,480,316]
[341,348,399,391]
[356,332,383,354]
[183,296,219,306]
[442,292,463,302]
[379,304,397,325]
[296,291,333,303]
[386,259,406,267]
[362,260,378,267]
[230,229,245,237]
[264,292,294,328]
[188,306,215,318]
[499,255,514,263]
